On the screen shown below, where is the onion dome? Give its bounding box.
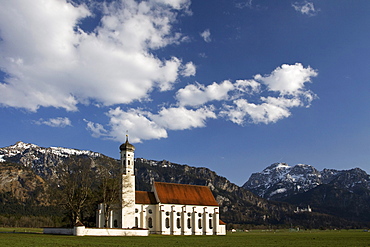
[119,135,135,151]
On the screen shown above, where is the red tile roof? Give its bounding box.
[153,182,219,206]
[135,191,157,204]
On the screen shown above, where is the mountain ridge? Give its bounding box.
[243,162,370,200]
[243,162,370,222]
[0,142,368,228]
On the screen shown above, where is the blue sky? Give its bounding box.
[1,0,370,185]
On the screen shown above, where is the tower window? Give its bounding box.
[209,219,213,229]
[135,217,138,228]
[198,219,202,229]
[187,218,191,229]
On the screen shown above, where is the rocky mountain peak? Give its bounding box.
[0,142,101,179]
[243,163,370,201]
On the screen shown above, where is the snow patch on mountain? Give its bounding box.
[0,141,102,179]
[0,141,100,162]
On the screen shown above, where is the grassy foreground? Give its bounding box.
[0,228,369,247]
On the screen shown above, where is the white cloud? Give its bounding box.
[0,0,192,111]
[176,80,234,107]
[85,121,108,138]
[234,79,261,94]
[200,29,212,43]
[221,99,291,125]
[86,108,168,143]
[34,117,72,128]
[150,106,216,130]
[180,62,196,77]
[87,63,318,140]
[86,106,216,143]
[220,63,317,125]
[292,1,319,16]
[254,63,317,96]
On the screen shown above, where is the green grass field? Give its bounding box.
[0,228,369,247]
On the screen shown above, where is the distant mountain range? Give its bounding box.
[0,142,369,228]
[243,163,370,222]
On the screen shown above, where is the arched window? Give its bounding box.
[209,219,213,229]
[148,217,153,228]
[187,218,191,229]
[165,218,170,228]
[198,219,202,229]
[177,218,181,229]
[135,217,138,227]
[114,220,118,228]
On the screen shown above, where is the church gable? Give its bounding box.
[153,182,219,206]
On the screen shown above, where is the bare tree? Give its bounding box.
[98,161,120,228]
[50,157,95,226]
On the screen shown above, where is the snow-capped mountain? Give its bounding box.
[0,141,101,179]
[243,163,370,200]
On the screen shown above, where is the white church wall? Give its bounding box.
[151,204,221,235]
[134,204,157,231]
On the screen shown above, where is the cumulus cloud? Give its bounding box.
[180,62,196,77]
[86,63,317,142]
[292,1,319,16]
[86,108,168,143]
[150,106,216,130]
[86,106,216,142]
[200,29,212,43]
[220,63,317,125]
[254,63,317,95]
[176,80,234,107]
[0,0,192,111]
[234,79,261,94]
[34,117,72,128]
[221,99,291,125]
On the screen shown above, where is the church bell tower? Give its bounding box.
[119,135,136,228]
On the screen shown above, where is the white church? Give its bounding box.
[96,137,226,235]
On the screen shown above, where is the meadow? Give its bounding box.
[0,228,369,247]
